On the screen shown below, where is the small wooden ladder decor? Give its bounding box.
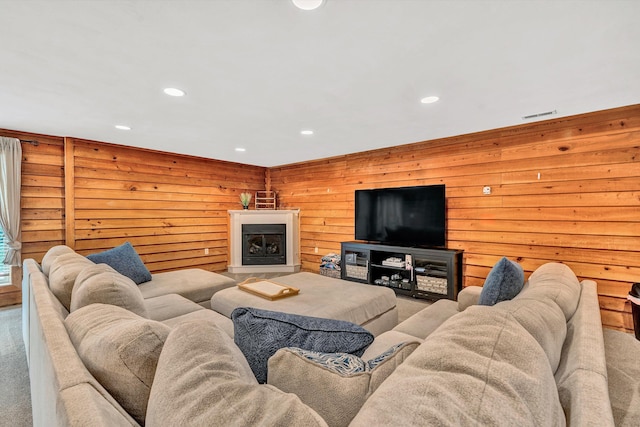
[255,191,277,209]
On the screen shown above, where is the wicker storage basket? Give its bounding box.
[345,265,368,281]
[319,268,341,279]
[416,275,447,295]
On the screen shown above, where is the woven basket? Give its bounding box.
[345,265,368,280]
[416,275,447,295]
[320,268,341,279]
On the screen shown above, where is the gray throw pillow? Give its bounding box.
[478,257,525,306]
[232,307,374,383]
[86,242,152,284]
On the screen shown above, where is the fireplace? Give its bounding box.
[228,209,300,274]
[242,224,286,265]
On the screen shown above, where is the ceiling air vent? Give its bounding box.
[522,110,557,120]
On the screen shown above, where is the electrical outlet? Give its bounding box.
[483,186,491,195]
[314,247,318,254]
[204,248,209,255]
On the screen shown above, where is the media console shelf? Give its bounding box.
[341,242,463,301]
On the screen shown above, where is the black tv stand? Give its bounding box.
[340,241,463,301]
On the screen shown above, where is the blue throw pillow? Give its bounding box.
[231,307,374,383]
[86,242,152,285]
[478,257,525,306]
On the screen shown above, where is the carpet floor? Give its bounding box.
[0,305,32,427]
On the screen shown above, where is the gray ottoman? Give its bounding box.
[211,272,398,336]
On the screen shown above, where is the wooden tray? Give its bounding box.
[237,277,299,301]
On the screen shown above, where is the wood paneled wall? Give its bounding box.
[3,104,639,329]
[64,138,265,272]
[0,129,64,307]
[1,130,66,262]
[2,129,266,273]
[269,105,640,332]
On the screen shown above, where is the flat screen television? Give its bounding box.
[355,184,446,247]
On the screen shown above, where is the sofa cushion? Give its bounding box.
[497,297,567,372]
[86,242,152,285]
[521,262,581,320]
[268,341,419,427]
[65,303,170,425]
[143,293,204,321]
[41,244,75,276]
[478,257,525,306]
[232,307,374,383]
[160,308,235,338]
[48,252,96,311]
[138,268,236,306]
[350,305,566,426]
[70,263,148,317]
[392,298,459,340]
[146,319,327,427]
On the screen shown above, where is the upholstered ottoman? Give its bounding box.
[210,272,398,336]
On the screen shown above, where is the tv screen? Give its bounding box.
[355,184,446,247]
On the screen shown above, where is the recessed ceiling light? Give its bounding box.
[114,125,131,130]
[301,130,314,135]
[292,0,324,11]
[421,96,439,104]
[235,147,246,152]
[163,87,185,97]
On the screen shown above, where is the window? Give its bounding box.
[0,228,9,285]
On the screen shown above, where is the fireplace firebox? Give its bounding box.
[228,209,300,274]
[242,224,286,265]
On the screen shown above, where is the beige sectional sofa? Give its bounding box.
[267,262,615,426]
[22,244,615,426]
[350,263,615,426]
[21,245,236,364]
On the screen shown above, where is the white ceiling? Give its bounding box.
[1,0,639,167]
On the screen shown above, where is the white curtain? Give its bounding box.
[0,137,22,266]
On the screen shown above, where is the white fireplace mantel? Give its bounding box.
[228,209,300,274]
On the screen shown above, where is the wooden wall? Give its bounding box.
[269,104,640,332]
[1,129,266,274]
[63,138,266,272]
[1,130,68,263]
[0,129,64,307]
[3,104,639,330]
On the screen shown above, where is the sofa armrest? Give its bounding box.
[361,330,423,361]
[457,286,482,311]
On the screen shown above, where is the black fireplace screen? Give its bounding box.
[242,223,286,265]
